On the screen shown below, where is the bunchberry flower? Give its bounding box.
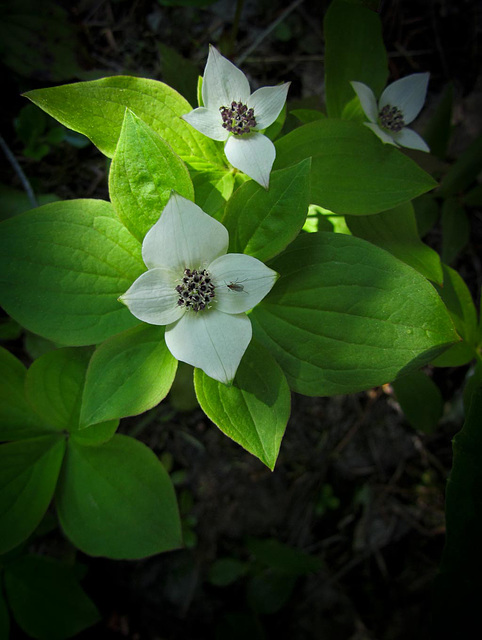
[350,73,430,152]
[119,193,278,384]
[182,45,290,189]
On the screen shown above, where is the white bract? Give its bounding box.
[350,73,430,152]
[119,194,278,384]
[182,45,290,189]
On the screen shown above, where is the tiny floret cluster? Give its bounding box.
[220,101,257,136]
[182,45,290,189]
[119,193,278,384]
[351,72,430,152]
[176,268,215,312]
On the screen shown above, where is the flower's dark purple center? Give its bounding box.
[176,268,215,312]
[220,101,256,136]
[378,104,405,133]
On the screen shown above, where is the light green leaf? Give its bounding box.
[324,0,388,118]
[0,435,66,554]
[0,347,50,442]
[346,202,443,283]
[392,370,443,433]
[275,120,437,214]
[4,555,100,640]
[194,341,290,470]
[24,76,225,166]
[0,199,144,346]
[251,232,458,396]
[222,159,311,263]
[56,435,182,559]
[25,348,92,432]
[80,324,177,427]
[109,110,194,242]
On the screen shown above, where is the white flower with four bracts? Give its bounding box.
[350,72,430,152]
[119,194,278,384]
[182,45,290,189]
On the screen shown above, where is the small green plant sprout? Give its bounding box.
[119,193,278,384]
[182,45,290,188]
[350,72,430,151]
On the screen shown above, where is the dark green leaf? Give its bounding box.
[251,232,458,396]
[441,197,470,264]
[324,0,387,118]
[392,370,443,433]
[438,132,482,197]
[4,555,100,640]
[275,120,437,214]
[80,324,177,427]
[423,84,454,159]
[0,347,50,442]
[56,435,182,559]
[346,202,443,283]
[25,348,92,432]
[0,435,66,553]
[432,388,482,638]
[223,160,311,262]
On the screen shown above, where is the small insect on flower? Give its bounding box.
[226,279,247,294]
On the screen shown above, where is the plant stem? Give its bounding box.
[0,134,38,209]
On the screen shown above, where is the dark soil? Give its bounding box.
[2,1,481,639]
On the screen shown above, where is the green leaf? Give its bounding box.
[391,370,443,433]
[0,435,66,554]
[412,193,440,237]
[346,202,443,283]
[158,42,200,107]
[274,120,437,214]
[0,199,144,346]
[441,197,470,264]
[25,348,92,432]
[324,0,388,118]
[251,232,458,396]
[246,538,322,575]
[423,84,453,159]
[431,264,477,367]
[24,346,118,446]
[438,132,482,198]
[191,163,235,219]
[432,387,482,637]
[24,76,224,166]
[80,324,177,427]
[56,435,182,559]
[208,558,246,586]
[194,341,290,470]
[290,108,325,124]
[0,347,50,442]
[0,0,83,82]
[4,554,100,640]
[109,110,194,242]
[0,184,59,221]
[222,160,311,263]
